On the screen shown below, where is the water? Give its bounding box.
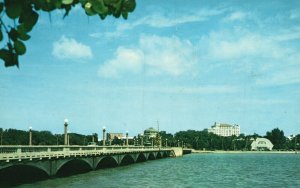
[18,153,300,188]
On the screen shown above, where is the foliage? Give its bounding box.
[0,0,136,68]
[0,127,297,151]
[265,128,287,150]
[0,128,97,145]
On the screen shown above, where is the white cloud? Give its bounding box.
[199,29,300,87]
[223,11,248,22]
[270,26,300,42]
[89,8,225,39]
[98,35,197,78]
[289,9,300,19]
[85,85,239,95]
[256,67,300,86]
[99,47,143,78]
[204,32,283,60]
[52,36,93,60]
[130,8,225,28]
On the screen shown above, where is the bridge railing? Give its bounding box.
[0,145,173,161]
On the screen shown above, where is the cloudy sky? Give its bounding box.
[1,0,300,136]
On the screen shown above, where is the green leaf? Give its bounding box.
[91,0,108,14]
[0,49,18,67]
[0,49,10,63]
[112,0,122,10]
[99,13,107,20]
[85,2,97,16]
[14,40,26,55]
[19,8,39,32]
[5,0,23,19]
[122,11,128,19]
[8,29,18,42]
[17,25,31,41]
[123,0,136,12]
[62,0,74,5]
[54,0,62,8]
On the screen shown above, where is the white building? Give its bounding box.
[207,122,240,137]
[251,138,274,151]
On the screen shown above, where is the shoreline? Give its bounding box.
[191,150,299,154]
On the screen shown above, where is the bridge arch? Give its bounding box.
[96,156,118,169]
[156,152,162,159]
[120,154,135,166]
[148,152,156,160]
[0,164,48,186]
[56,158,93,177]
[136,153,147,163]
[162,151,169,158]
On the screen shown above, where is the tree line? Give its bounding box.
[0,127,299,151]
[0,128,97,146]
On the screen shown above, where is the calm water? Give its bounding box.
[18,153,300,188]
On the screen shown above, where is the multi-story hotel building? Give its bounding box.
[207,122,240,137]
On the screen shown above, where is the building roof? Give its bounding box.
[144,127,158,132]
[251,138,274,150]
[212,123,239,128]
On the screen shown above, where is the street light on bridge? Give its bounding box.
[67,130,71,146]
[64,119,68,145]
[103,126,106,146]
[29,126,32,146]
[126,131,129,146]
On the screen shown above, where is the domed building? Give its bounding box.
[251,138,274,151]
[144,127,158,138]
[139,127,159,146]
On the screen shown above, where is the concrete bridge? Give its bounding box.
[0,145,182,179]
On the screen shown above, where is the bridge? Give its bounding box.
[0,145,182,183]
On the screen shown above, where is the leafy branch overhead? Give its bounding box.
[0,0,136,68]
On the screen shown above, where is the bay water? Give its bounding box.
[18,153,300,187]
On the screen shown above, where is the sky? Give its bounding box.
[1,0,300,137]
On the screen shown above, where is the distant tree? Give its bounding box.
[32,130,56,145]
[159,131,174,146]
[0,0,136,68]
[111,136,122,145]
[265,128,287,150]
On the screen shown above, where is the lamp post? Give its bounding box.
[29,126,32,146]
[103,126,106,146]
[67,130,70,146]
[165,138,168,147]
[126,131,129,146]
[141,135,144,146]
[159,136,162,148]
[1,129,4,145]
[151,137,154,147]
[64,119,68,145]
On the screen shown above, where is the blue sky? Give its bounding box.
[1,0,300,137]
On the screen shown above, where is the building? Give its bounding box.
[141,127,159,146]
[251,138,273,151]
[207,122,240,137]
[144,127,158,138]
[107,133,123,141]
